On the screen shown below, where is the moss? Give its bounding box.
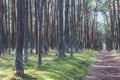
[0,50,97,80]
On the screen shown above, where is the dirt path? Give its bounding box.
[85,51,120,80]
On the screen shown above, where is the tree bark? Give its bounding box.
[15,0,25,76]
[24,0,28,64]
[0,0,4,56]
[37,0,44,67]
[58,0,65,58]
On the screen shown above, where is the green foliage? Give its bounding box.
[112,50,120,53]
[0,50,97,80]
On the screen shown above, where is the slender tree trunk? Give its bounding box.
[11,0,16,50]
[117,0,120,49]
[29,0,33,53]
[35,0,39,54]
[15,0,25,76]
[7,0,11,54]
[37,0,44,67]
[70,0,75,57]
[108,0,113,50]
[65,0,69,52]
[24,0,28,64]
[58,0,65,58]
[4,0,8,51]
[0,0,4,56]
[43,0,49,54]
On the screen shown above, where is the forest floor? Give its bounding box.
[0,50,97,80]
[86,51,120,80]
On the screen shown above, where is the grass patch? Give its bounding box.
[112,50,120,53]
[0,50,97,80]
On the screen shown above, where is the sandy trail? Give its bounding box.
[86,51,120,80]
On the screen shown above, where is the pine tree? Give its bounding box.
[15,0,25,76]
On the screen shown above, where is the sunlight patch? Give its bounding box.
[0,71,4,75]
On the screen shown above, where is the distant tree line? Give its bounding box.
[105,0,120,50]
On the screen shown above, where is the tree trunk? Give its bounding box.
[15,0,25,76]
[0,0,4,56]
[7,0,11,54]
[11,0,16,50]
[65,0,69,52]
[58,0,65,58]
[70,0,75,57]
[43,0,49,54]
[29,0,33,53]
[37,0,44,67]
[24,0,29,64]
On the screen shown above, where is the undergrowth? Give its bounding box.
[0,50,97,80]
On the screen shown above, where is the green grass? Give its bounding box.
[112,50,120,53]
[0,50,97,80]
[116,50,120,53]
